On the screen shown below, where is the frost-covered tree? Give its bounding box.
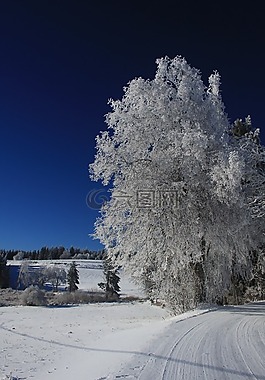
[90,56,264,312]
[228,116,265,301]
[17,261,31,289]
[43,265,66,291]
[67,262,79,292]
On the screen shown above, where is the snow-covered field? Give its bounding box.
[1,261,264,380]
[0,260,172,379]
[0,302,172,380]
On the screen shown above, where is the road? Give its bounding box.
[114,302,265,380]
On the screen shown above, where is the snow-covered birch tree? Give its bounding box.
[90,56,264,312]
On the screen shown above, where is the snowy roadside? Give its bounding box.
[0,301,215,380]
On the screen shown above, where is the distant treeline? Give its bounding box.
[0,246,105,261]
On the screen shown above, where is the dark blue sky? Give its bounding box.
[0,1,264,251]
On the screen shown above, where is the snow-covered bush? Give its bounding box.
[51,290,117,305]
[21,285,46,306]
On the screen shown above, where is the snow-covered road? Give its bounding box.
[114,302,265,380]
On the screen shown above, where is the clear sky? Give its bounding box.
[0,1,264,251]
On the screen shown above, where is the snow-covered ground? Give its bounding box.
[0,301,172,380]
[0,260,172,379]
[1,261,264,380]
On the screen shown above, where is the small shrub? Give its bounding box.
[50,289,119,306]
[53,290,93,305]
[21,285,46,306]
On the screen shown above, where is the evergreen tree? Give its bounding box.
[98,255,120,299]
[0,252,8,288]
[67,262,79,292]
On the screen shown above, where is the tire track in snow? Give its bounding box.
[115,302,265,380]
[160,321,207,380]
[235,315,265,379]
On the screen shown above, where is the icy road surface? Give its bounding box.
[114,302,265,380]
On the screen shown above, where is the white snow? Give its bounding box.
[0,302,171,380]
[0,260,173,379]
[2,261,261,380]
[118,301,265,380]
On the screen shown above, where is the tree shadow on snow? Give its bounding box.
[46,304,80,309]
[218,301,265,316]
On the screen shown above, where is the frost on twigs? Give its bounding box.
[90,56,265,312]
[207,70,221,97]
